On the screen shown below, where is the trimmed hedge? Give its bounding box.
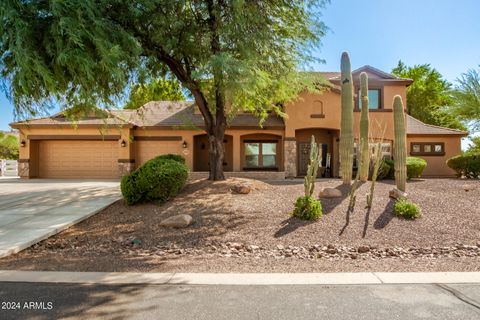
[406,157,427,179]
[121,154,188,205]
[446,154,480,178]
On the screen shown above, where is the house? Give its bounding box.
[10,66,467,179]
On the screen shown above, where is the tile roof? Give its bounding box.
[131,101,284,128]
[10,111,131,127]
[406,114,468,136]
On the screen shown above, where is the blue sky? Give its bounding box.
[1,0,479,142]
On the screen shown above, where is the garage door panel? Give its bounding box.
[135,141,182,168]
[39,141,118,178]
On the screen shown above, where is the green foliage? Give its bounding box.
[392,61,466,131]
[394,198,421,219]
[446,154,480,179]
[465,136,480,155]
[0,133,19,160]
[124,78,184,109]
[0,0,328,121]
[121,154,188,205]
[304,135,320,197]
[406,157,427,179]
[339,52,354,185]
[376,160,393,180]
[292,195,322,221]
[450,67,480,131]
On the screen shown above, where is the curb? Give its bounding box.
[1,271,480,285]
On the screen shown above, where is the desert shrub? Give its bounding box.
[376,160,393,180]
[406,157,427,179]
[121,155,188,205]
[394,198,421,219]
[292,195,322,220]
[446,154,480,178]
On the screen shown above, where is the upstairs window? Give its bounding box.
[359,89,381,109]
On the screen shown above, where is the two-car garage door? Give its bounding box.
[38,140,118,178]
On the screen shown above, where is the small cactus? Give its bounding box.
[340,52,354,185]
[359,72,370,182]
[393,95,407,191]
[304,135,320,197]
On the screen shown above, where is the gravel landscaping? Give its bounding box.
[0,178,479,272]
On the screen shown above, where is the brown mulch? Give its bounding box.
[0,177,479,272]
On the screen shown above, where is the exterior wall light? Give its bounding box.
[182,141,187,148]
[20,140,26,147]
[120,139,127,147]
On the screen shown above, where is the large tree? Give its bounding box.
[0,132,18,160]
[392,61,466,131]
[451,67,480,132]
[0,0,327,180]
[124,78,184,110]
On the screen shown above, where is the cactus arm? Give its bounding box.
[393,95,407,192]
[340,52,354,185]
[359,72,370,182]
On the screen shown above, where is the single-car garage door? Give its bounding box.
[135,140,182,168]
[38,140,118,178]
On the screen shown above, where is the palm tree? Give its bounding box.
[451,67,480,131]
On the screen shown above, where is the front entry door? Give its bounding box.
[297,142,328,177]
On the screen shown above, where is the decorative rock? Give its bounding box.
[389,188,408,200]
[357,245,370,253]
[462,184,476,192]
[231,184,252,194]
[319,188,342,198]
[277,244,285,250]
[159,214,193,228]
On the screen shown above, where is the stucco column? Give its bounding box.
[284,138,297,178]
[118,127,135,176]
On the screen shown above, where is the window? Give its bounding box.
[359,89,381,109]
[410,142,445,156]
[244,141,278,169]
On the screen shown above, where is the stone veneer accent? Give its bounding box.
[189,171,285,181]
[118,161,135,176]
[18,160,29,178]
[284,139,297,178]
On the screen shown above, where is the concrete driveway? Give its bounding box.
[0,178,120,258]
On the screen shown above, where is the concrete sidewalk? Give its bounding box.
[0,179,120,258]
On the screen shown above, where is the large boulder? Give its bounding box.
[318,188,342,198]
[389,188,408,200]
[159,214,193,228]
[231,184,252,194]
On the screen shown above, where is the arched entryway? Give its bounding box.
[295,128,339,177]
[193,134,233,172]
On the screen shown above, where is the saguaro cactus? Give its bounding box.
[359,72,370,182]
[340,52,354,185]
[304,135,320,197]
[393,95,407,191]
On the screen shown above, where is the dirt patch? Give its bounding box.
[0,178,479,272]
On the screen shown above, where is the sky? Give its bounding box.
[1,0,479,147]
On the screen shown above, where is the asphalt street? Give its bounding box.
[1,282,480,319]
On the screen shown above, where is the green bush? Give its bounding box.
[376,160,393,180]
[153,153,186,164]
[121,154,188,205]
[394,198,421,219]
[446,154,480,179]
[406,157,427,179]
[292,195,322,220]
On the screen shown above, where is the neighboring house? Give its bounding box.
[10,66,467,179]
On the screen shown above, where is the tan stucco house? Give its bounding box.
[10,66,467,179]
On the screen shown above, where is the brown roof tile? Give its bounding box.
[406,115,468,136]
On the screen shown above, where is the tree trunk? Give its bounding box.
[207,129,226,180]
